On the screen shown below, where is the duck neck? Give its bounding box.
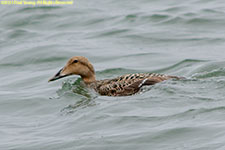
[82,74,96,84]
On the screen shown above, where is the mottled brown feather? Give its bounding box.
[88,73,180,96]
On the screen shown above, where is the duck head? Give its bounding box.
[48,56,96,84]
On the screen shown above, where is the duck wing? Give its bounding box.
[96,73,179,96]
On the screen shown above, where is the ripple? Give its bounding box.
[118,12,172,25]
[186,18,218,24]
[192,67,225,79]
[153,59,207,74]
[161,16,185,24]
[90,29,131,38]
[17,6,62,13]
[201,8,225,15]
[6,29,38,40]
[60,98,97,115]
[162,6,188,13]
[190,61,225,78]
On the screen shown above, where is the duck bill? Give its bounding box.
[48,68,69,82]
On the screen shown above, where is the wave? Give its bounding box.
[189,61,225,78]
[152,59,207,75]
[192,67,225,79]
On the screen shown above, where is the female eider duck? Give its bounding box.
[49,56,180,96]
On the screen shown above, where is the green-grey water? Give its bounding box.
[1,0,225,149]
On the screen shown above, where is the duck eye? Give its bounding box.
[73,60,78,63]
